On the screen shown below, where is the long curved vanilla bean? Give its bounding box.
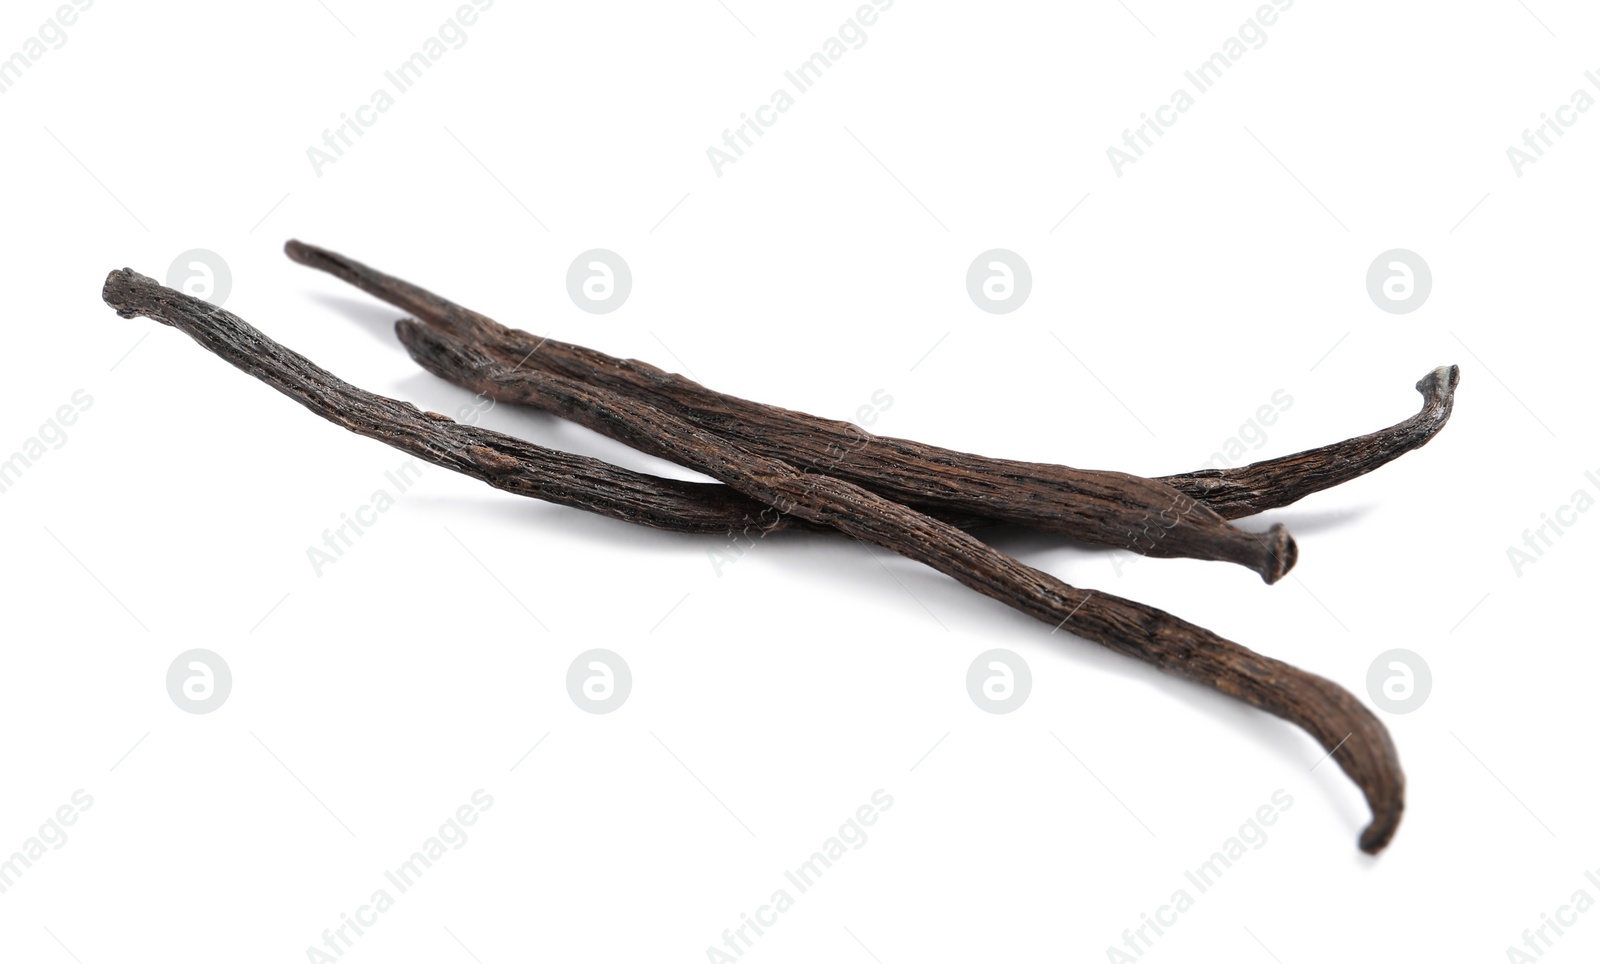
[396,318,1404,853]
[100,269,816,536]
[285,241,1297,583]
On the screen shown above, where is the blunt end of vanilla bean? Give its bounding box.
[1257,524,1297,584]
[103,268,163,322]
[102,267,138,311]
[284,239,318,266]
[285,239,356,282]
[394,317,423,342]
[1417,364,1460,406]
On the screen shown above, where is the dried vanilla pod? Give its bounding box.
[285,241,1298,583]
[101,268,1405,853]
[287,242,1460,574]
[397,318,1406,854]
[1160,365,1458,518]
[100,269,810,535]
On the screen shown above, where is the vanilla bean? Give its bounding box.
[285,241,1297,583]
[1161,365,1459,518]
[100,269,816,536]
[286,242,1455,542]
[104,268,1404,853]
[397,318,1406,854]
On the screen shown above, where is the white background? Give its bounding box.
[1,1,1596,961]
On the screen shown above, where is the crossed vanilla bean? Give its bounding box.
[284,242,1297,583]
[100,270,812,535]
[101,267,1406,853]
[286,242,1459,569]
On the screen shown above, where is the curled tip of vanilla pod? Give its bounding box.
[1161,365,1460,519]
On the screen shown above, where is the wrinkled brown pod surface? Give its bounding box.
[1161,365,1459,518]
[103,267,1404,854]
[285,241,1298,584]
[101,269,809,535]
[399,318,1405,854]
[285,241,1455,548]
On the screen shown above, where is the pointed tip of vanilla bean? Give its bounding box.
[1360,800,1404,855]
[1260,665,1404,855]
[1358,783,1405,855]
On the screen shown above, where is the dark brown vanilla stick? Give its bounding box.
[285,241,1297,583]
[99,269,1403,852]
[1160,365,1460,518]
[100,269,820,535]
[394,319,1404,854]
[285,242,1456,536]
